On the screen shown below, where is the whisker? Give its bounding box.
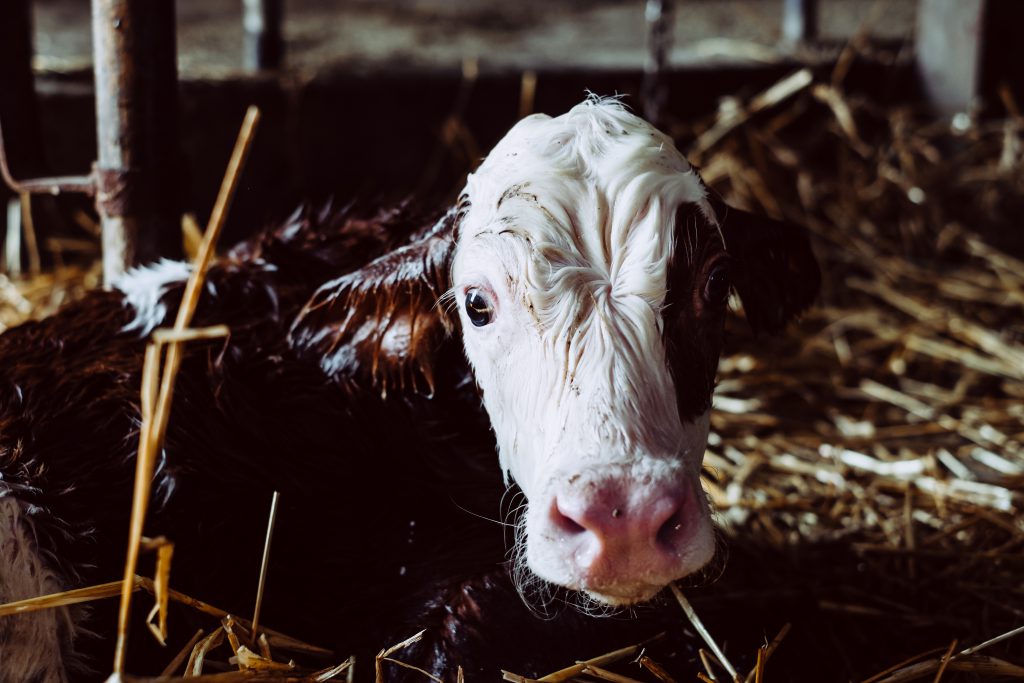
[450,499,516,528]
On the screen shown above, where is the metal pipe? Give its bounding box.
[642,0,675,127]
[917,0,986,116]
[782,0,819,45]
[243,0,285,71]
[0,121,95,196]
[91,0,182,285]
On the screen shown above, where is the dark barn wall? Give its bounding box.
[33,60,919,249]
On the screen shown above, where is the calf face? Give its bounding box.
[292,96,819,607]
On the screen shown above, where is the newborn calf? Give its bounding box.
[292,96,819,604]
[0,97,818,681]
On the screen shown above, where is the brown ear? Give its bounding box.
[711,198,821,333]
[289,209,459,396]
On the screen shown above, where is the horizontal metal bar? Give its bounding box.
[0,118,95,196]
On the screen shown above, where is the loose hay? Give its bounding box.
[498,61,1024,681]
[672,63,1024,680]
[0,264,100,332]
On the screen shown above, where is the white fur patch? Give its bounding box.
[451,96,718,601]
[113,258,192,335]
[0,497,74,683]
[454,96,713,487]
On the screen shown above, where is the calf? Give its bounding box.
[0,97,818,681]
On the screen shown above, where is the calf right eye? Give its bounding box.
[464,289,494,327]
[702,260,731,307]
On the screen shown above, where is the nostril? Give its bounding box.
[551,499,587,536]
[656,507,686,551]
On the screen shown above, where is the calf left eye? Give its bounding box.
[703,261,731,306]
[464,289,494,327]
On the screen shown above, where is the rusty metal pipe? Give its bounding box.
[92,0,182,284]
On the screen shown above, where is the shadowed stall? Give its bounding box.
[0,2,1022,682]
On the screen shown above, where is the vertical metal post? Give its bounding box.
[916,0,986,116]
[642,0,675,128]
[782,0,819,45]
[243,0,285,71]
[92,0,182,285]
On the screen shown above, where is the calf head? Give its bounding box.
[292,96,819,606]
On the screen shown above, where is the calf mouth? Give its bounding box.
[582,583,665,606]
[515,472,718,613]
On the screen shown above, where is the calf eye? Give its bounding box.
[703,261,731,307]
[464,289,494,327]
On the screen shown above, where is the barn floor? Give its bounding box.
[2,58,1023,681]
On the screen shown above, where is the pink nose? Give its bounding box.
[548,479,693,587]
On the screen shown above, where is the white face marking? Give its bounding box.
[113,258,192,335]
[451,97,717,603]
[0,497,75,682]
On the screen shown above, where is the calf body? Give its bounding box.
[0,98,818,680]
[0,207,502,680]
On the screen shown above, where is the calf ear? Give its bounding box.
[289,208,460,397]
[712,198,821,333]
